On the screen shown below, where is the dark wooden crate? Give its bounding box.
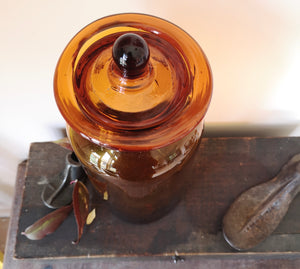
[4,137,300,268]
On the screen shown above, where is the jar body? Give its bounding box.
[67,121,203,223]
[54,13,213,222]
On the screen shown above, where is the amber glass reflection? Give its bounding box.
[54,13,212,151]
[68,122,203,222]
[54,14,212,222]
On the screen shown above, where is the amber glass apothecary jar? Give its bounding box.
[54,13,212,223]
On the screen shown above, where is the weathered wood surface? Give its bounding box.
[4,137,300,268]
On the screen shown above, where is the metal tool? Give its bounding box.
[41,152,86,209]
[223,153,300,251]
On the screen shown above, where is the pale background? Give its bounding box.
[0,0,299,217]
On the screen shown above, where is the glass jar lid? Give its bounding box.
[54,13,212,151]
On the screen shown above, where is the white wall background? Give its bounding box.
[0,0,300,216]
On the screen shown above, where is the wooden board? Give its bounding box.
[4,137,300,268]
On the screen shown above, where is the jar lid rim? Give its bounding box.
[54,13,212,150]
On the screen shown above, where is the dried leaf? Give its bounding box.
[21,204,73,240]
[72,180,89,244]
[53,137,73,151]
[103,191,108,201]
[86,208,96,225]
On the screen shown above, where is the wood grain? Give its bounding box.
[4,137,300,268]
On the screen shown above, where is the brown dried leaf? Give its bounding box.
[21,204,73,240]
[86,208,96,225]
[103,191,108,201]
[72,180,89,244]
[53,137,73,151]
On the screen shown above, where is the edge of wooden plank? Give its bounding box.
[3,160,27,269]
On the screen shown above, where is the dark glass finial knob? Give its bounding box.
[112,33,150,77]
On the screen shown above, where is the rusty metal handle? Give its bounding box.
[223,154,300,251]
[41,152,86,209]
